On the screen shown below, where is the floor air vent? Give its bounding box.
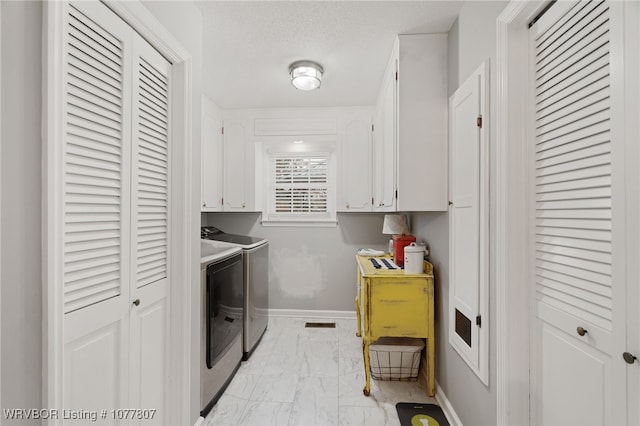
[304,322,336,328]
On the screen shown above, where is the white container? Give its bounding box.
[404,242,425,274]
[369,337,424,380]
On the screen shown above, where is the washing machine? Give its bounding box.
[201,226,268,360]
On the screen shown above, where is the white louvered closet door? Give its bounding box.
[58,2,170,423]
[530,1,626,424]
[62,2,132,418]
[129,34,170,425]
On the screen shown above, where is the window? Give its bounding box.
[274,157,328,213]
[261,150,337,226]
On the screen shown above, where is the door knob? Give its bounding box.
[133,299,140,306]
[623,352,637,364]
[576,326,587,336]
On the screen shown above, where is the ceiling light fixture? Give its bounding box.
[289,60,323,91]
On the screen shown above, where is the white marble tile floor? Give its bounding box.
[204,316,438,426]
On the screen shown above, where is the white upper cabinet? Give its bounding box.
[374,34,448,212]
[339,110,373,212]
[223,119,254,211]
[201,96,223,211]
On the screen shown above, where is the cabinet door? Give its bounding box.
[201,97,223,211]
[223,120,251,210]
[339,114,372,211]
[373,67,396,211]
[369,277,429,337]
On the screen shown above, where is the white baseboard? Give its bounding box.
[268,308,356,319]
[435,382,463,426]
[193,416,204,426]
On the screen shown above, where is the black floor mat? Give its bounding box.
[396,403,450,426]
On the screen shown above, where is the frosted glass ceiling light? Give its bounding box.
[289,61,323,91]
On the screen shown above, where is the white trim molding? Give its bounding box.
[0,0,3,413]
[495,1,550,425]
[42,1,194,425]
[435,383,463,426]
[268,309,357,319]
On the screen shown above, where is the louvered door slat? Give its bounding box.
[133,49,169,289]
[68,85,121,115]
[536,1,608,72]
[536,41,609,94]
[534,1,612,331]
[68,44,122,85]
[68,75,122,107]
[68,63,122,99]
[537,268,612,298]
[68,94,121,123]
[63,4,127,314]
[536,130,609,161]
[536,152,610,177]
[536,54,608,112]
[536,89,609,131]
[68,8,122,56]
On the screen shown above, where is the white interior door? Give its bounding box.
[58,2,171,423]
[129,32,171,425]
[529,1,626,424]
[62,2,133,419]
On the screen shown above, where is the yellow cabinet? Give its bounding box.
[355,255,435,396]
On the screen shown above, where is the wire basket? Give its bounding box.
[369,337,424,381]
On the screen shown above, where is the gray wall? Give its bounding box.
[1,2,43,423]
[412,2,508,425]
[202,212,389,311]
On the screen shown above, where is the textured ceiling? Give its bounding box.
[197,1,462,109]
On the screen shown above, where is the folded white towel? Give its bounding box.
[357,248,386,256]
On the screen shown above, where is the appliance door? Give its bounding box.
[206,253,243,368]
[245,243,269,353]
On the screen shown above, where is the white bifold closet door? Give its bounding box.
[60,1,170,424]
[530,1,627,424]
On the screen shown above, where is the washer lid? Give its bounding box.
[201,226,265,247]
[200,241,242,265]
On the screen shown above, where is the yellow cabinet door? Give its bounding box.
[368,277,430,338]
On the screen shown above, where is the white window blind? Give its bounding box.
[63,4,126,313]
[273,156,328,214]
[534,0,612,331]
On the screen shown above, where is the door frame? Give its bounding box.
[42,1,194,425]
[495,1,549,424]
[496,1,640,424]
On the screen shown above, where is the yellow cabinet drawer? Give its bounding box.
[368,278,430,337]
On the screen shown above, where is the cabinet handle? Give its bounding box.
[242,203,246,208]
[346,203,350,209]
[576,326,587,336]
[202,201,206,207]
[133,299,140,306]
